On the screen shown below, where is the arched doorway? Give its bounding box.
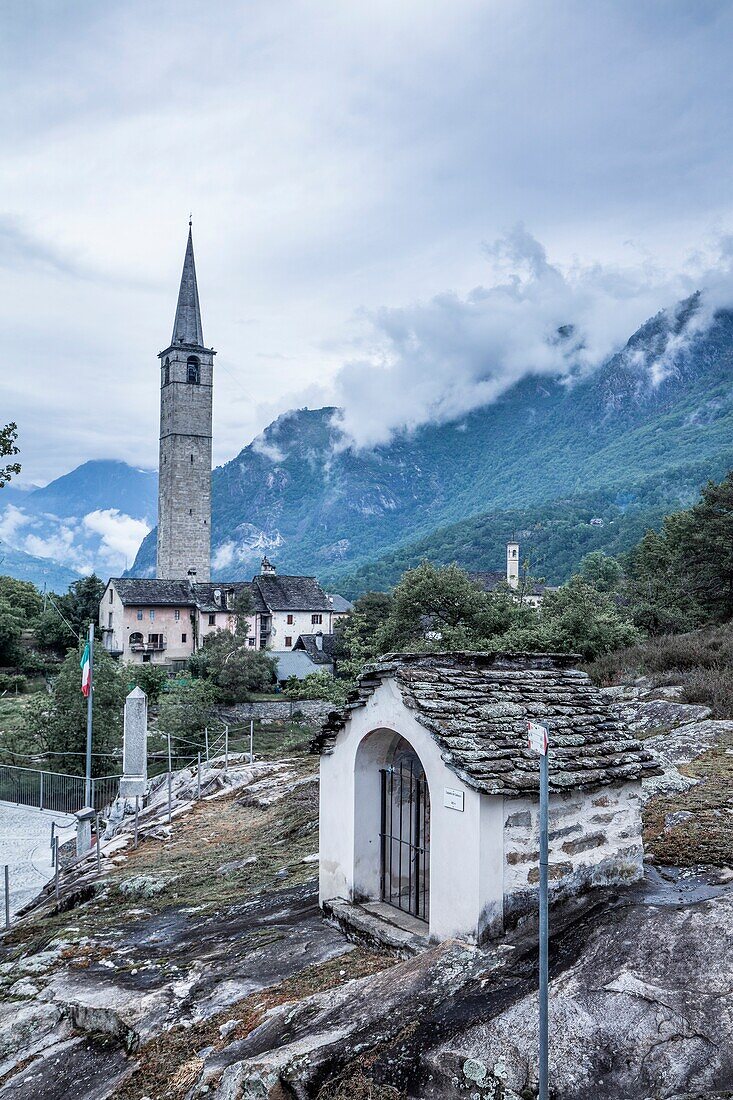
[380,736,431,922]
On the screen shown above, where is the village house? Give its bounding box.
[100,559,346,674]
[314,651,658,945]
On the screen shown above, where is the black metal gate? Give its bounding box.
[379,753,430,922]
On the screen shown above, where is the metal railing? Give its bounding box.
[0,764,122,815]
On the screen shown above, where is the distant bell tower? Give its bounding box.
[156,222,215,582]
[506,539,520,589]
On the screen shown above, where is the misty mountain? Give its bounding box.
[0,461,157,585]
[130,297,733,590]
[0,544,80,592]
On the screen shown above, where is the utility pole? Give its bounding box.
[528,720,550,1100]
[84,623,94,806]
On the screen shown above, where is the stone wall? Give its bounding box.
[502,780,644,925]
[225,699,335,724]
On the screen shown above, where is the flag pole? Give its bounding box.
[85,622,94,806]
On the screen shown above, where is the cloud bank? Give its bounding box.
[325,227,733,450]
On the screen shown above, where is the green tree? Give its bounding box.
[282,671,349,705]
[0,422,20,489]
[22,645,125,775]
[377,562,491,651]
[189,628,277,702]
[128,663,169,703]
[158,674,218,745]
[508,576,640,661]
[623,527,701,634]
[671,474,733,622]
[579,550,623,594]
[334,590,393,678]
[35,575,106,650]
[0,576,43,664]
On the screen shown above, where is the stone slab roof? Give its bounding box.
[193,582,267,615]
[294,633,336,665]
[314,652,661,795]
[328,594,353,614]
[275,650,324,681]
[111,578,195,607]
[254,574,333,612]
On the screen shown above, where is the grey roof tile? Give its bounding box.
[314,651,661,795]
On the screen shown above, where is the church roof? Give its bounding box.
[171,225,204,347]
[253,574,333,612]
[313,652,661,795]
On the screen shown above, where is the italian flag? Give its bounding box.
[80,641,91,698]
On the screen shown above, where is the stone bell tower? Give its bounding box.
[156,222,214,582]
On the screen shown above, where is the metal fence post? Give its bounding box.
[249,719,254,764]
[54,838,60,902]
[134,796,139,850]
[197,752,201,799]
[91,777,96,811]
[539,740,550,1100]
[3,865,9,930]
[204,726,209,762]
[224,725,229,774]
[95,813,101,873]
[50,821,56,865]
[39,771,44,813]
[167,731,172,824]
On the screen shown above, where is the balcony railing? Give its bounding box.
[130,638,167,652]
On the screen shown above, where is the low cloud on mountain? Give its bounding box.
[327,227,733,450]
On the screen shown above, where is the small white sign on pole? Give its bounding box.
[527,720,549,755]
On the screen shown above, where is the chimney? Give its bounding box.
[315,632,324,651]
[213,588,222,607]
[506,540,520,590]
[260,556,276,576]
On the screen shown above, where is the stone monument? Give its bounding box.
[119,686,148,798]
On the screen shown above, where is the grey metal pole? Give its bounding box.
[197,752,201,799]
[167,730,173,823]
[539,745,549,1100]
[50,821,56,865]
[249,719,254,764]
[134,796,139,849]
[95,813,101,872]
[4,865,9,930]
[204,726,209,762]
[85,622,94,806]
[39,770,44,812]
[54,837,60,901]
[224,725,229,774]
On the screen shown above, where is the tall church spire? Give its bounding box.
[171,223,204,347]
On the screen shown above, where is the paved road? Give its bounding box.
[0,802,76,918]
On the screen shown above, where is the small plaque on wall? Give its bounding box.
[443,787,464,812]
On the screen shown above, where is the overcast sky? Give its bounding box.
[3,0,733,486]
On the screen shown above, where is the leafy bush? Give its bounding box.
[0,673,27,693]
[128,663,169,703]
[282,672,350,705]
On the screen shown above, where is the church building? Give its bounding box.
[156,222,214,583]
[315,652,658,945]
[100,225,350,673]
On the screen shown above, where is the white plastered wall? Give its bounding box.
[319,678,505,943]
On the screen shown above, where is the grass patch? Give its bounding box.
[643,721,733,866]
